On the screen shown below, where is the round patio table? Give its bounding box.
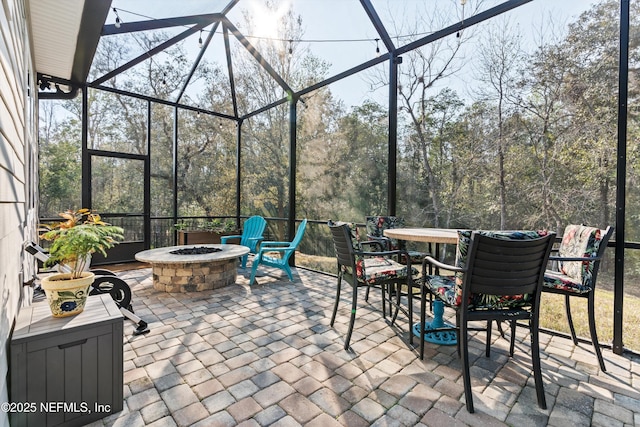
[383,228,459,346]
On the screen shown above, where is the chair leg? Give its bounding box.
[509,320,516,356]
[420,284,426,360]
[330,274,343,327]
[460,316,474,413]
[344,279,359,350]
[381,283,386,319]
[283,264,294,281]
[490,320,514,356]
[496,320,506,338]
[249,257,260,285]
[241,254,248,269]
[456,310,461,357]
[587,292,607,371]
[365,285,371,302]
[530,314,547,410]
[486,320,492,357]
[408,282,414,346]
[564,294,579,345]
[390,282,401,325]
[389,281,412,347]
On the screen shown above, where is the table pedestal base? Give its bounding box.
[412,300,457,345]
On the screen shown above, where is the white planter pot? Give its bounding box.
[41,272,95,317]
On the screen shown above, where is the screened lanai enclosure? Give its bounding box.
[37,0,640,356]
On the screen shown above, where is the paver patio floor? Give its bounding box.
[87,263,640,427]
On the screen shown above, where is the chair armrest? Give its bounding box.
[359,239,385,252]
[422,255,464,277]
[367,234,390,249]
[220,235,241,243]
[258,246,293,253]
[247,237,264,243]
[355,249,407,258]
[549,255,603,262]
[259,241,290,247]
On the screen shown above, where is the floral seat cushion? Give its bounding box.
[423,274,533,309]
[543,270,591,294]
[423,275,458,306]
[424,230,549,309]
[359,257,411,284]
[542,225,604,294]
[339,221,416,283]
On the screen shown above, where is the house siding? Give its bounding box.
[0,0,39,425]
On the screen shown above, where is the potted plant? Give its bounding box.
[39,209,124,317]
[175,218,239,245]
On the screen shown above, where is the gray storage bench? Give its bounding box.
[10,294,123,426]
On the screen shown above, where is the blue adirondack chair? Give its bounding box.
[249,219,308,285]
[221,216,267,268]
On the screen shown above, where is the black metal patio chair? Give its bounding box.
[328,220,415,350]
[419,230,555,413]
[540,224,613,371]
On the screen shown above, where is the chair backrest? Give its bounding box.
[365,216,405,250]
[328,221,357,270]
[557,225,613,287]
[290,219,308,248]
[241,215,267,246]
[270,219,307,265]
[330,221,393,283]
[455,230,555,309]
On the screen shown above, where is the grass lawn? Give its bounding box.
[539,289,640,353]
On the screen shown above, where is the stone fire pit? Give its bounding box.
[135,244,250,292]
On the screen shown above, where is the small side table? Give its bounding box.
[10,294,123,427]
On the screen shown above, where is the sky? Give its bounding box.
[106,0,599,111]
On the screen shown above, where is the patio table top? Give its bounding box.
[383,227,458,244]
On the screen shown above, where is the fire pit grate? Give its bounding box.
[169,246,222,255]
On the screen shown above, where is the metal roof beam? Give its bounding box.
[241,97,289,120]
[102,13,223,35]
[72,0,111,82]
[176,21,220,103]
[221,0,241,15]
[297,54,388,98]
[92,21,211,86]
[397,0,533,56]
[87,81,238,121]
[223,18,293,95]
[223,24,239,118]
[359,0,395,52]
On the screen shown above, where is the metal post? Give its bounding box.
[288,95,298,264]
[388,55,401,216]
[613,0,630,355]
[81,86,90,208]
[144,100,151,250]
[172,106,179,243]
[236,119,243,227]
